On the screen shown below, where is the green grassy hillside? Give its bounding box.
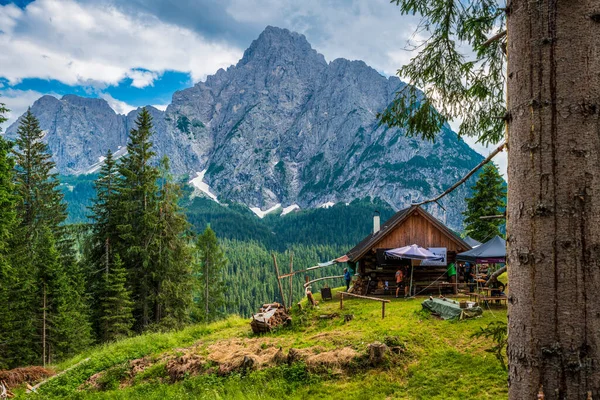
[18,291,508,399]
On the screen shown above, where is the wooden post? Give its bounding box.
[288,251,294,309]
[382,302,386,319]
[409,264,414,297]
[272,253,286,309]
[340,293,344,309]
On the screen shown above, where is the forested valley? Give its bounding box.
[0,105,390,369]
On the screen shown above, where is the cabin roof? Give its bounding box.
[346,205,470,262]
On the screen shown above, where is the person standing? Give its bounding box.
[447,262,457,294]
[344,267,352,291]
[395,267,404,298]
[464,262,475,292]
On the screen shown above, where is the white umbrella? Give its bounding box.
[385,244,444,261]
[385,244,443,297]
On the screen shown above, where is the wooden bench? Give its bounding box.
[478,296,508,306]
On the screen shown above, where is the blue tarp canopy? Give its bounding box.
[456,235,506,263]
[464,236,483,248]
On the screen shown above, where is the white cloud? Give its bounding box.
[0,0,243,87]
[0,88,50,132]
[126,70,159,88]
[151,104,168,111]
[98,93,136,115]
[226,0,420,76]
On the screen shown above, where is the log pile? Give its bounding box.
[348,276,368,295]
[250,303,292,334]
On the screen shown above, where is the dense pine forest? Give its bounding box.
[0,105,384,369]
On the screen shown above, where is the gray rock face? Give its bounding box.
[6,95,129,174]
[4,26,483,229]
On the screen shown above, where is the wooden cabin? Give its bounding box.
[346,206,471,295]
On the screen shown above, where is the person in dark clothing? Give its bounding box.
[464,262,475,292]
[344,268,352,291]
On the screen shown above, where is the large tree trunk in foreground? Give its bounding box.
[507,1,600,398]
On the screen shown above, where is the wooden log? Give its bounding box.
[272,253,287,310]
[368,342,388,366]
[303,275,344,288]
[340,293,344,309]
[485,265,507,286]
[306,290,317,307]
[288,252,294,309]
[27,357,91,393]
[382,302,386,319]
[341,292,391,303]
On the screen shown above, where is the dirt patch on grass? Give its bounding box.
[207,338,289,375]
[81,338,364,391]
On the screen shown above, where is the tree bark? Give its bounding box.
[507,1,600,398]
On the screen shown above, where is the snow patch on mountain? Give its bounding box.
[189,170,219,203]
[250,203,282,218]
[281,204,300,216]
[319,202,335,209]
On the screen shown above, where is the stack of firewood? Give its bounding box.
[250,303,292,334]
[348,277,368,295]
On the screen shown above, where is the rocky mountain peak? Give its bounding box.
[5,26,484,229]
[239,25,326,67]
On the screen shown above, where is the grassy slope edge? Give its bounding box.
[23,290,508,400]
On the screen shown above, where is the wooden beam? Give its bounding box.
[303,275,344,288]
[288,251,294,309]
[272,253,287,310]
[340,292,391,303]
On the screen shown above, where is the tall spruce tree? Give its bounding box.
[12,110,67,241]
[153,157,193,329]
[462,162,505,242]
[0,103,21,368]
[86,149,125,339]
[11,110,91,365]
[34,227,90,364]
[194,226,227,323]
[115,108,160,331]
[99,254,134,342]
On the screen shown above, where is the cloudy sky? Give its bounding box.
[0,0,506,174]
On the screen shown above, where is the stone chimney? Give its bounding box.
[373,210,380,234]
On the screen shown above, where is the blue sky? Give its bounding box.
[0,0,507,173]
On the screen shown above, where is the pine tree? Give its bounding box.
[12,109,67,241]
[34,227,91,364]
[86,149,122,338]
[10,111,91,365]
[0,103,22,368]
[194,226,227,323]
[462,162,506,242]
[152,157,193,329]
[115,108,160,331]
[99,254,134,342]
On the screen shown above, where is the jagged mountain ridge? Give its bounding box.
[5,26,483,229]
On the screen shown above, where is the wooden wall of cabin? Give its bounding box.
[374,211,468,253]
